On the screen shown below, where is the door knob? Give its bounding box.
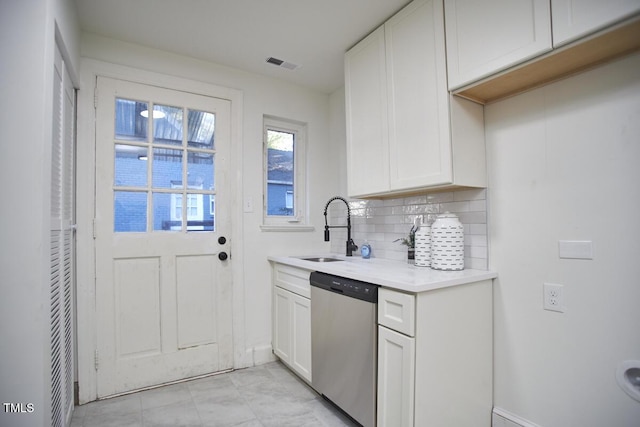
[218,252,228,261]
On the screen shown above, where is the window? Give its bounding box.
[263,116,308,229]
[113,98,216,232]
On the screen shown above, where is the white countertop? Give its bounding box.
[268,254,497,293]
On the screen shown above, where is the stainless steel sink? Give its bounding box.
[302,257,343,262]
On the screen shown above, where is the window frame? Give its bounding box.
[262,116,310,231]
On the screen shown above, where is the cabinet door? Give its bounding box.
[272,286,291,363]
[377,326,415,427]
[273,286,312,382]
[445,0,552,90]
[552,0,640,46]
[345,26,390,197]
[387,0,453,190]
[291,293,311,382]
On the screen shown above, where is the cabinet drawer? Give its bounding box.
[273,264,311,298]
[378,288,415,336]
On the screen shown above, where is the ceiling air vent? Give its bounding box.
[266,56,300,71]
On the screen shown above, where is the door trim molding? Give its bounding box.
[76,58,246,404]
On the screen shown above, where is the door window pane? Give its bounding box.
[208,195,215,231]
[152,148,183,188]
[185,193,212,232]
[114,191,147,232]
[187,152,214,190]
[187,110,215,149]
[153,104,183,146]
[115,145,148,187]
[115,98,148,141]
[152,192,178,231]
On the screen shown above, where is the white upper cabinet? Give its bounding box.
[345,0,486,198]
[345,26,390,196]
[446,0,640,102]
[445,0,552,90]
[552,0,640,47]
[386,0,452,191]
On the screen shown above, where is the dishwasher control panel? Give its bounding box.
[310,271,378,303]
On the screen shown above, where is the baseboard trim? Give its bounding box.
[493,407,542,427]
[245,345,276,367]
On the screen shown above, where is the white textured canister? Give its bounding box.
[431,212,464,271]
[414,223,431,267]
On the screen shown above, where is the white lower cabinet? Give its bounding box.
[377,325,415,427]
[272,264,312,383]
[273,286,312,382]
[377,281,493,427]
[273,286,293,362]
[290,291,311,381]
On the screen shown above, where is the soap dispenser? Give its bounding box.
[361,241,372,259]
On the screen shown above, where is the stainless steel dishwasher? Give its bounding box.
[310,271,378,427]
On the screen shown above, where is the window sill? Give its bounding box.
[260,224,315,232]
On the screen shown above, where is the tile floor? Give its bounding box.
[70,361,359,427]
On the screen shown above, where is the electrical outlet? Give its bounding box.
[543,283,565,312]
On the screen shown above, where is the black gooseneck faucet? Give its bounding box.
[323,196,358,256]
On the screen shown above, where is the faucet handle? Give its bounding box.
[347,239,358,256]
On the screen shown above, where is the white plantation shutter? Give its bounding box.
[62,59,75,423]
[50,44,75,427]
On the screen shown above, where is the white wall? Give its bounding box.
[486,52,640,426]
[0,0,79,425]
[76,33,340,395]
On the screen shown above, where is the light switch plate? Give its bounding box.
[243,197,254,213]
[558,240,593,260]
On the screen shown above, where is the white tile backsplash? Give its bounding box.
[329,189,489,270]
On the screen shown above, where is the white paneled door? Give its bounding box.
[94,77,233,397]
